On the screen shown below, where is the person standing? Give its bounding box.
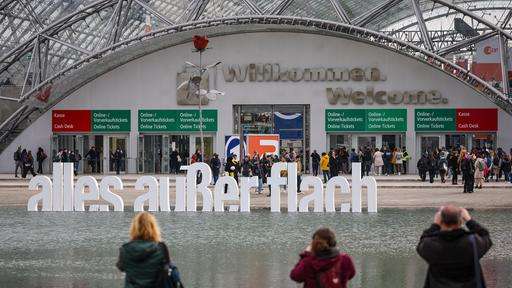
[427,153,438,183]
[170,149,179,174]
[320,152,330,183]
[117,212,183,288]
[85,146,98,173]
[328,151,338,179]
[290,228,356,288]
[448,149,459,185]
[438,151,448,183]
[474,153,486,189]
[255,159,264,193]
[417,205,492,288]
[417,153,429,182]
[296,156,302,193]
[461,153,475,193]
[310,150,320,177]
[362,147,372,176]
[22,150,37,178]
[36,147,47,174]
[210,153,221,184]
[373,148,384,176]
[394,148,403,176]
[14,146,22,178]
[349,148,359,173]
[500,154,511,182]
[402,147,410,174]
[114,147,124,175]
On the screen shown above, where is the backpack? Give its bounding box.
[315,260,342,288]
[157,242,184,288]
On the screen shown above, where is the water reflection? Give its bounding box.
[0,208,510,287]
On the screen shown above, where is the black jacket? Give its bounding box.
[417,220,492,288]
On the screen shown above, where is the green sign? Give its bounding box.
[415,109,456,131]
[138,110,217,132]
[325,109,365,132]
[366,109,407,132]
[326,109,407,132]
[92,110,131,132]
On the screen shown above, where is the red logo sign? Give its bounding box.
[246,134,280,157]
[455,108,498,131]
[36,86,51,103]
[52,110,92,132]
[483,46,498,55]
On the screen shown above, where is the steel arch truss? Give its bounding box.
[0,1,511,153]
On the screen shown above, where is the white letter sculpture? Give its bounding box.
[27,176,53,211]
[325,176,351,213]
[186,162,213,212]
[298,176,324,212]
[99,176,124,211]
[214,176,240,212]
[269,162,287,212]
[351,163,378,213]
[134,176,159,211]
[74,176,100,211]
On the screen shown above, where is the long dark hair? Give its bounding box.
[311,228,337,254]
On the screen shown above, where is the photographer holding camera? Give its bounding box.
[417,205,492,288]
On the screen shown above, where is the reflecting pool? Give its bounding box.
[0,208,510,287]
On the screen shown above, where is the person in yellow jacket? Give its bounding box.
[320,152,330,183]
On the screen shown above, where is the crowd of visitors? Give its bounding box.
[417,146,512,192]
[13,146,45,178]
[118,205,491,288]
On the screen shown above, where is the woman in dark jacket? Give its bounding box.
[117,212,168,288]
[290,228,355,288]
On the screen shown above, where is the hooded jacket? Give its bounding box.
[290,248,356,288]
[320,155,330,171]
[417,220,492,288]
[116,240,166,288]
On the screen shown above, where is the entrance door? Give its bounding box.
[94,135,104,173]
[420,136,440,154]
[329,135,351,150]
[108,136,128,173]
[194,135,214,161]
[142,135,163,173]
[357,136,376,150]
[52,135,86,172]
[445,134,467,150]
[472,133,496,150]
[170,135,190,170]
[382,135,397,150]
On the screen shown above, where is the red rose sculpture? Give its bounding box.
[193,35,209,51]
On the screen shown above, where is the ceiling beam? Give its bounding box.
[353,0,402,27]
[240,0,263,15]
[133,0,174,26]
[437,31,497,56]
[328,0,351,24]
[270,0,295,16]
[410,0,434,51]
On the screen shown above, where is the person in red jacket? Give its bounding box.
[290,228,356,288]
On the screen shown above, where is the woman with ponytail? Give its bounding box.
[290,228,355,288]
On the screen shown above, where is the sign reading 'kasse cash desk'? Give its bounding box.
[325,109,407,132]
[138,110,217,132]
[52,110,130,132]
[415,108,498,131]
[27,163,377,213]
